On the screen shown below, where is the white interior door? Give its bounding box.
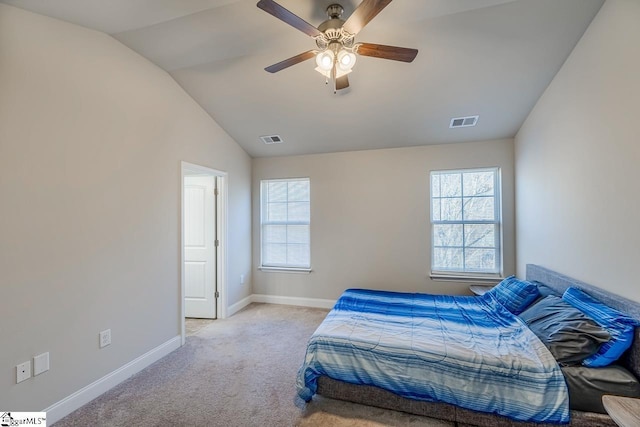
[184,175,217,319]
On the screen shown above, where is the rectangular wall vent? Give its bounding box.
[260,135,283,144]
[450,115,479,128]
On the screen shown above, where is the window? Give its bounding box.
[430,168,501,278]
[260,178,310,270]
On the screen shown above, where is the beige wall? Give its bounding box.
[253,139,515,300]
[515,0,640,301]
[0,4,251,410]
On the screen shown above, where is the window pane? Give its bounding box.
[440,198,462,221]
[288,181,309,202]
[431,174,440,198]
[464,248,496,271]
[433,224,463,247]
[463,172,494,197]
[287,244,310,267]
[287,225,309,244]
[440,173,462,197]
[433,247,463,270]
[431,199,441,221]
[263,243,286,265]
[288,202,310,222]
[267,182,288,202]
[463,197,494,221]
[263,225,286,243]
[464,224,495,248]
[267,202,287,221]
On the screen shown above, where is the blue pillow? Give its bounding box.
[484,276,539,315]
[563,287,639,367]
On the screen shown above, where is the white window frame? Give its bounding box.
[430,167,503,282]
[259,177,311,272]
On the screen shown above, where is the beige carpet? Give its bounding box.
[185,318,216,336]
[53,303,454,427]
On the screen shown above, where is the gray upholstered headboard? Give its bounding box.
[526,264,640,319]
[526,264,640,379]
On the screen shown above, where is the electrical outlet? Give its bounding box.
[34,352,50,376]
[240,274,245,284]
[99,329,111,348]
[16,361,31,383]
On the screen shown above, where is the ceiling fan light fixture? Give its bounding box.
[337,49,356,71]
[336,68,352,78]
[314,66,351,79]
[315,50,335,71]
[314,66,329,78]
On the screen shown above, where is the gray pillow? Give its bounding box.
[532,281,560,298]
[562,365,640,413]
[519,295,611,365]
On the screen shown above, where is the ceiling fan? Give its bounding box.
[257,0,418,93]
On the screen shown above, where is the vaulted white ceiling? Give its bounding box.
[2,0,604,157]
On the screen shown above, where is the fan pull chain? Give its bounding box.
[332,61,337,94]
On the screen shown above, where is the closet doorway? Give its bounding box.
[181,162,227,344]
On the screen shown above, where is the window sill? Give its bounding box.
[430,273,503,284]
[259,266,312,274]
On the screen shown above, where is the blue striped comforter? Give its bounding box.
[296,289,569,424]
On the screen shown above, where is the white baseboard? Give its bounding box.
[227,295,252,316]
[43,335,181,424]
[251,294,335,309]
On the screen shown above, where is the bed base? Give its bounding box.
[317,376,616,426]
[315,265,640,427]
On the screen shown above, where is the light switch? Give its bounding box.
[34,352,50,376]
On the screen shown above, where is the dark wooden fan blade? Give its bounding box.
[355,43,418,62]
[343,0,393,35]
[265,50,316,73]
[257,0,322,38]
[336,75,349,90]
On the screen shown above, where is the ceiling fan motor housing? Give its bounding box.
[316,4,353,50]
[326,4,344,19]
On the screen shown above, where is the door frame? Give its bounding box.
[180,161,228,345]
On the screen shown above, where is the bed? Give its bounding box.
[297,265,640,426]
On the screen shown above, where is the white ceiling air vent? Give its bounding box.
[260,135,284,144]
[450,115,479,128]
